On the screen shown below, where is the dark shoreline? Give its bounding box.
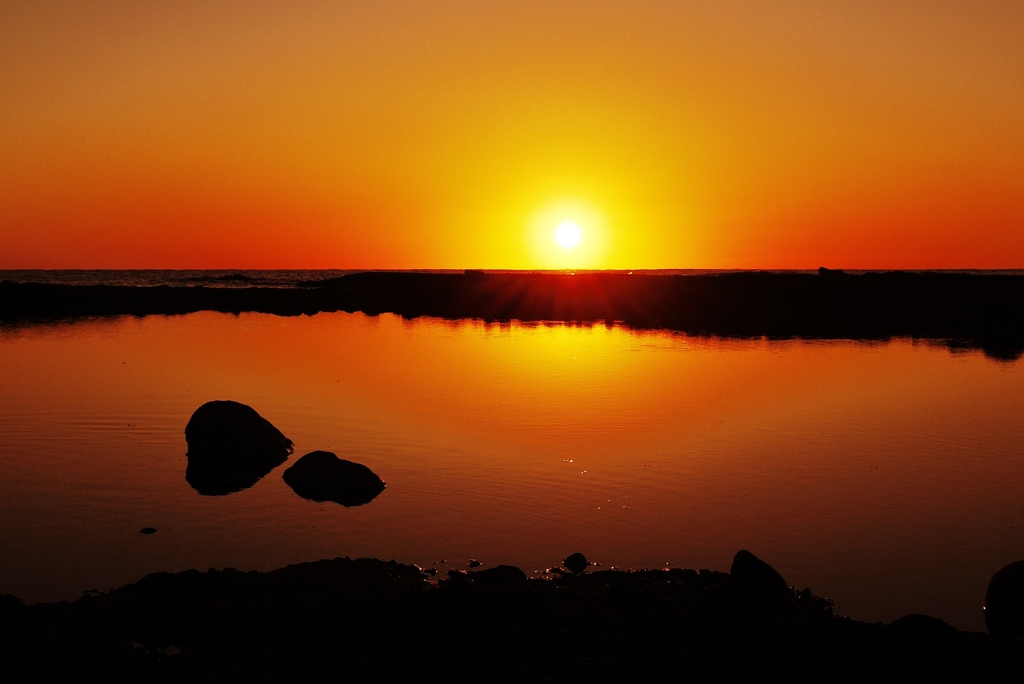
[3,553,1021,682]
[4,270,1024,359]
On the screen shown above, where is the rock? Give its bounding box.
[184,401,293,496]
[440,569,472,596]
[0,594,51,655]
[888,614,957,640]
[985,560,1024,637]
[818,266,846,276]
[472,565,528,587]
[468,559,481,568]
[282,451,385,506]
[564,552,589,575]
[729,550,796,614]
[139,528,157,535]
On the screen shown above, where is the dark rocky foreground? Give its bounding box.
[2,553,1022,683]
[3,270,1024,359]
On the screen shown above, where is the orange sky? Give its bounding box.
[1,1,1022,269]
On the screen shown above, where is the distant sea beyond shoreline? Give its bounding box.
[5,268,1024,289]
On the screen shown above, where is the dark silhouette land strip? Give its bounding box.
[3,270,1024,358]
[3,552,1022,682]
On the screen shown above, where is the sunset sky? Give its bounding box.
[2,1,1022,269]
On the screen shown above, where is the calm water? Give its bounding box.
[2,310,1023,631]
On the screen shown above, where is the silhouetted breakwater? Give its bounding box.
[3,270,1024,358]
[3,552,1023,682]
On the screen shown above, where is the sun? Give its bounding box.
[528,199,607,268]
[554,221,583,250]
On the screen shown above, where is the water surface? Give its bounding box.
[1,311,1022,631]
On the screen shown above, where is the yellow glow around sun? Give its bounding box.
[529,200,609,269]
[554,221,583,249]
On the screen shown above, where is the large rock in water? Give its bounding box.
[184,400,293,495]
[283,451,385,506]
[986,560,1024,637]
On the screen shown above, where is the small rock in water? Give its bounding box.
[468,559,481,568]
[564,552,589,575]
[283,451,385,506]
[139,528,157,535]
[986,560,1024,637]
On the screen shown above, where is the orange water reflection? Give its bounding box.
[1,312,1023,631]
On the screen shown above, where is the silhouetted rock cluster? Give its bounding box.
[4,271,1024,359]
[183,401,386,507]
[3,551,1023,682]
[283,450,386,506]
[184,401,294,495]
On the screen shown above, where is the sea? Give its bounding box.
[2,269,1023,632]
